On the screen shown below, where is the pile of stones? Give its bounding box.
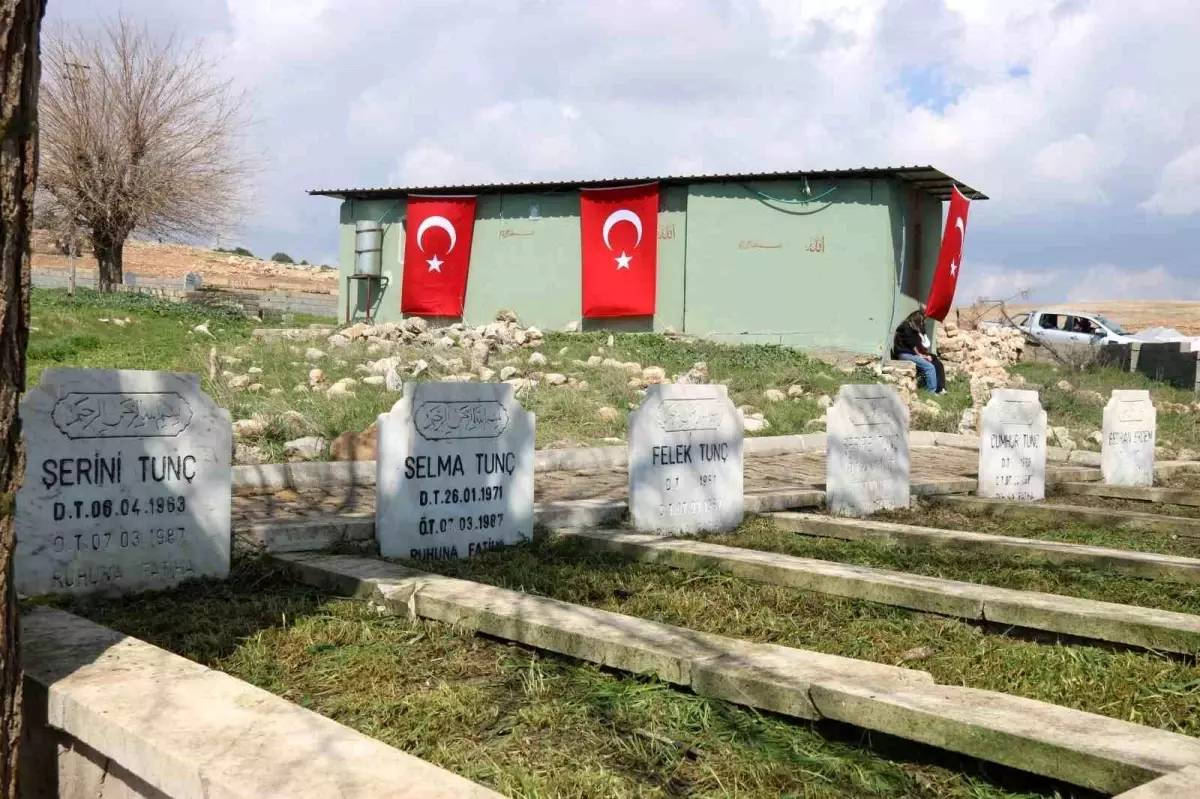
[936,322,1024,380]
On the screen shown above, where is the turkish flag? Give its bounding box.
[924,186,971,322]
[401,196,477,316]
[580,183,659,317]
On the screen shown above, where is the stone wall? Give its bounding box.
[935,322,1024,379]
[33,267,338,319]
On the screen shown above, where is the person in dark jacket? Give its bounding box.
[892,308,946,394]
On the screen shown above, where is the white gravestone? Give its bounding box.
[628,384,744,535]
[977,388,1047,501]
[15,369,232,598]
[376,381,534,561]
[183,271,203,291]
[1102,390,1156,486]
[826,385,909,516]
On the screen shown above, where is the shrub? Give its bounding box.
[271,251,294,264]
[216,246,255,258]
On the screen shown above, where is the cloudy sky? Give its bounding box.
[46,0,1200,305]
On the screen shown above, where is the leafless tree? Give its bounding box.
[38,15,251,291]
[1,0,47,791]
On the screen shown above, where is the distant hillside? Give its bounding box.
[31,230,338,295]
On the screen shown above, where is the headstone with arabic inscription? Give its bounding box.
[1102,390,1156,486]
[825,385,909,516]
[15,368,232,597]
[977,388,1047,500]
[376,381,534,560]
[628,384,744,535]
[183,271,203,291]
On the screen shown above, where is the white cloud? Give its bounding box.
[1141,144,1200,216]
[43,0,1200,299]
[1065,264,1200,303]
[956,263,1059,306]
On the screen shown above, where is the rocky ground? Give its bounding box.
[204,311,1200,466]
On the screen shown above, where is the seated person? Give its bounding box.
[891,308,946,395]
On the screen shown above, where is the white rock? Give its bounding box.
[545,373,568,386]
[411,359,429,377]
[231,418,267,438]
[564,320,580,332]
[763,389,786,403]
[308,368,327,388]
[587,355,603,366]
[529,352,549,367]
[597,406,621,422]
[327,334,350,348]
[477,367,496,381]
[499,366,520,381]
[305,348,326,360]
[1056,380,1074,392]
[327,383,356,399]
[293,384,310,393]
[284,436,326,460]
[743,416,769,433]
[247,366,263,375]
[817,394,833,409]
[234,443,266,465]
[219,356,241,366]
[787,384,806,399]
[362,375,385,387]
[227,375,251,390]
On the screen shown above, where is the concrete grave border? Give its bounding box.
[1058,482,1200,508]
[272,552,1200,795]
[20,606,503,799]
[934,495,1200,540]
[563,529,1200,654]
[771,512,1200,585]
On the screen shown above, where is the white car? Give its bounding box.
[1007,309,1136,347]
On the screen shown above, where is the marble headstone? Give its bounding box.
[183,271,203,291]
[376,381,534,560]
[826,385,910,516]
[977,388,1046,501]
[628,384,744,535]
[1102,390,1156,486]
[15,368,232,597]
[123,272,137,286]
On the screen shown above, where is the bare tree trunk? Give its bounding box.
[94,233,123,292]
[1,0,46,793]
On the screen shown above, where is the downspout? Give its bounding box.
[882,181,907,367]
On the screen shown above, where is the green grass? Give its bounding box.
[405,530,1200,738]
[876,504,1200,559]
[25,289,1196,461]
[45,559,1075,799]
[708,518,1200,617]
[1010,362,1200,453]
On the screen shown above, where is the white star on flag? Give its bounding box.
[427,254,443,273]
[950,260,958,277]
[614,251,632,270]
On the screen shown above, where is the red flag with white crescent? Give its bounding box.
[401,196,477,316]
[924,186,971,322]
[580,183,659,317]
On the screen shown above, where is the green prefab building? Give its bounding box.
[309,166,986,357]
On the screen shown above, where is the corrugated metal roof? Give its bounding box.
[308,165,987,202]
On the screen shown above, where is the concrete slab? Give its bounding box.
[1116,767,1200,797]
[275,552,1200,795]
[273,553,931,708]
[810,681,1200,795]
[1157,461,1200,480]
[19,606,503,799]
[1047,466,1104,484]
[935,496,1200,539]
[566,530,1200,654]
[770,513,1200,585]
[1058,482,1200,508]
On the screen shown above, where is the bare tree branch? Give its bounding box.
[38,14,253,291]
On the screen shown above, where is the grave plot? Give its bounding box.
[875,503,1200,559]
[394,535,1200,740]
[47,560,1060,799]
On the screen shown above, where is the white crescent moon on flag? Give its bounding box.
[602,209,643,250]
[416,215,457,254]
